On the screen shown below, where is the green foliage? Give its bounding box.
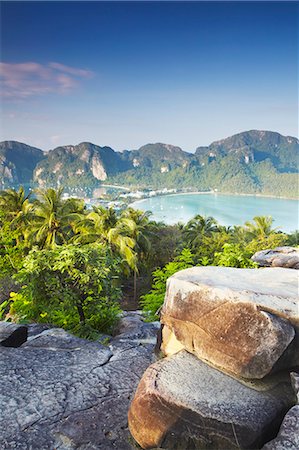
[183,215,219,251]
[286,230,299,246]
[245,233,288,255]
[0,186,297,338]
[9,243,122,336]
[140,248,195,321]
[214,243,258,268]
[0,300,9,320]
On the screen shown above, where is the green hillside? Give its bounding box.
[0,131,298,198]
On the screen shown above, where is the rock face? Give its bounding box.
[128,351,296,450]
[0,141,45,185]
[252,247,299,269]
[0,312,159,450]
[33,142,129,187]
[262,372,299,450]
[0,322,28,347]
[160,266,298,378]
[129,266,299,449]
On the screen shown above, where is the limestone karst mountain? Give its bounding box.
[0,141,45,186]
[0,130,298,197]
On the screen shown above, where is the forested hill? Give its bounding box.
[0,130,298,198]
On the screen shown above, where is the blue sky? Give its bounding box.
[0,1,298,151]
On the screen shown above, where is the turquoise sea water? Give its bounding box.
[131,193,299,233]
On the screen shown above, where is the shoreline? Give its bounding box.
[130,190,299,207]
[100,184,131,191]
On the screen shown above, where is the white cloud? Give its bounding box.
[0,62,94,99]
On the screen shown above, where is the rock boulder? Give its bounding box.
[262,372,299,450]
[160,266,298,378]
[128,351,296,450]
[252,246,299,269]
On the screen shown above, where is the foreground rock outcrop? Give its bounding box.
[262,372,299,450]
[129,351,295,450]
[129,266,299,449]
[161,266,298,378]
[0,312,159,450]
[252,246,299,269]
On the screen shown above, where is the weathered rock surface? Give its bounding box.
[128,351,296,450]
[262,372,299,450]
[115,310,160,345]
[160,266,298,378]
[0,321,28,347]
[0,312,159,449]
[252,247,299,269]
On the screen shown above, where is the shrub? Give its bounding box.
[9,243,122,336]
[140,248,195,321]
[214,243,257,268]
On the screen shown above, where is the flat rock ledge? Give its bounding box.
[252,247,299,269]
[0,312,159,450]
[128,351,296,450]
[160,266,299,378]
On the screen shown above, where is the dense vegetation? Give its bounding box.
[0,187,297,337]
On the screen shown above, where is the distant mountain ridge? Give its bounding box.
[0,130,298,198]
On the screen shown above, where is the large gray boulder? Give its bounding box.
[0,313,159,450]
[128,351,296,450]
[160,266,299,378]
[252,246,299,269]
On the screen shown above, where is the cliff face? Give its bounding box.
[122,143,193,171]
[195,130,299,171]
[33,142,129,187]
[0,141,45,185]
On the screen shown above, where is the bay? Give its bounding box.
[131,193,299,233]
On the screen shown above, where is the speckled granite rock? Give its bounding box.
[0,313,159,450]
[128,351,296,450]
[160,266,298,378]
[252,247,299,269]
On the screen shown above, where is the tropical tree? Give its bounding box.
[0,186,31,220]
[31,188,84,248]
[286,230,299,246]
[0,186,35,245]
[120,208,153,301]
[244,216,277,240]
[9,243,122,337]
[183,214,219,250]
[243,216,287,254]
[73,206,137,270]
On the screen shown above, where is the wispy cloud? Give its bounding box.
[0,62,94,99]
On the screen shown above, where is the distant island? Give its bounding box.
[1,130,298,199]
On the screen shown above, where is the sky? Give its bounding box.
[0,1,298,152]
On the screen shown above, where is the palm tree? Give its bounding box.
[244,216,277,240]
[31,188,83,248]
[0,186,30,216]
[120,208,153,302]
[0,186,35,245]
[183,214,219,249]
[74,206,137,269]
